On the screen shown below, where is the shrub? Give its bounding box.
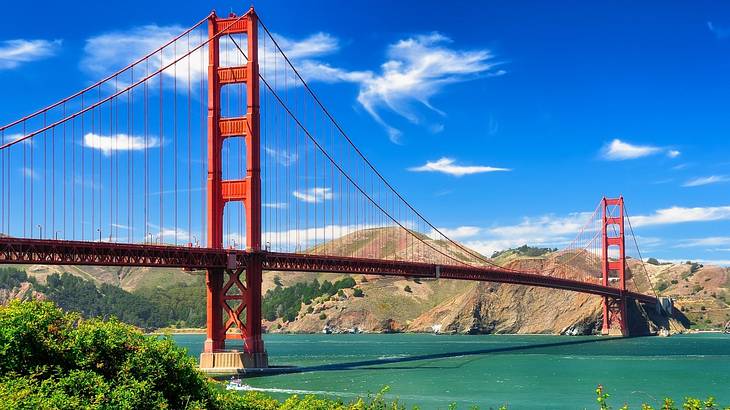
[319,313,327,320]
[353,288,364,297]
[404,285,412,293]
[646,257,660,265]
[0,300,218,409]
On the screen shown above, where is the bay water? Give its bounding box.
[173,333,730,409]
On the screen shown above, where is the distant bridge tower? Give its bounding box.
[601,196,628,336]
[200,7,268,370]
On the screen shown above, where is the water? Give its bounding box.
[173,333,730,409]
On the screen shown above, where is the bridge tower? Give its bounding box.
[200,7,268,370]
[601,196,628,336]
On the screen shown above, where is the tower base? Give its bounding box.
[199,351,269,375]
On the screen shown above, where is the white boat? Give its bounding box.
[226,378,251,391]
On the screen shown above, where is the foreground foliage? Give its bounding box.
[0,300,408,409]
[596,385,729,410]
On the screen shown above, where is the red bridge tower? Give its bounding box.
[200,8,268,370]
[601,196,629,336]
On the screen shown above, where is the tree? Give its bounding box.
[647,257,660,265]
[353,288,364,297]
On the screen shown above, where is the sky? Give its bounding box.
[1,0,729,265]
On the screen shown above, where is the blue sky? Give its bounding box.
[1,0,729,264]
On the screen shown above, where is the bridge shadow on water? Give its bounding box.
[237,336,629,378]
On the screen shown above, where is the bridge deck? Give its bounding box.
[0,238,656,304]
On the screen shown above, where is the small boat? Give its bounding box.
[724,321,730,334]
[226,377,250,391]
[658,328,670,337]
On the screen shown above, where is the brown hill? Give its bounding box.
[4,227,726,333]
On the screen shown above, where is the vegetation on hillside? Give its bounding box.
[0,267,207,329]
[491,245,558,259]
[262,277,357,322]
[1,268,365,330]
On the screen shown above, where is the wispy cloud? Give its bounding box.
[82,25,210,84]
[409,157,510,176]
[292,33,504,143]
[708,21,730,39]
[630,205,730,227]
[675,237,730,248]
[682,175,730,187]
[263,147,298,166]
[356,33,504,143]
[292,187,333,203]
[601,139,678,160]
[439,204,730,257]
[430,226,482,240]
[0,39,62,70]
[82,26,332,89]
[83,133,159,155]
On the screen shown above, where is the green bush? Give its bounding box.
[0,301,414,410]
[0,300,217,409]
[353,288,364,297]
[403,285,412,293]
[646,258,660,265]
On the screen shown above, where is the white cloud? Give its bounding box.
[708,21,730,39]
[433,204,730,259]
[0,39,61,70]
[263,202,288,209]
[675,237,730,248]
[3,133,33,146]
[356,33,503,143]
[82,26,341,91]
[83,133,159,155]
[630,205,730,227]
[263,147,298,166]
[82,25,211,84]
[292,187,333,203]
[22,167,39,180]
[409,157,510,176]
[601,139,680,161]
[661,258,730,267]
[682,175,730,187]
[430,226,481,240]
[455,212,594,257]
[283,33,503,143]
[602,139,662,160]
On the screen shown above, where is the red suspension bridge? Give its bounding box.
[0,8,662,370]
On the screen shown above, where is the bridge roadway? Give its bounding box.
[0,238,657,305]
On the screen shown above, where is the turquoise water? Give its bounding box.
[173,333,730,409]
